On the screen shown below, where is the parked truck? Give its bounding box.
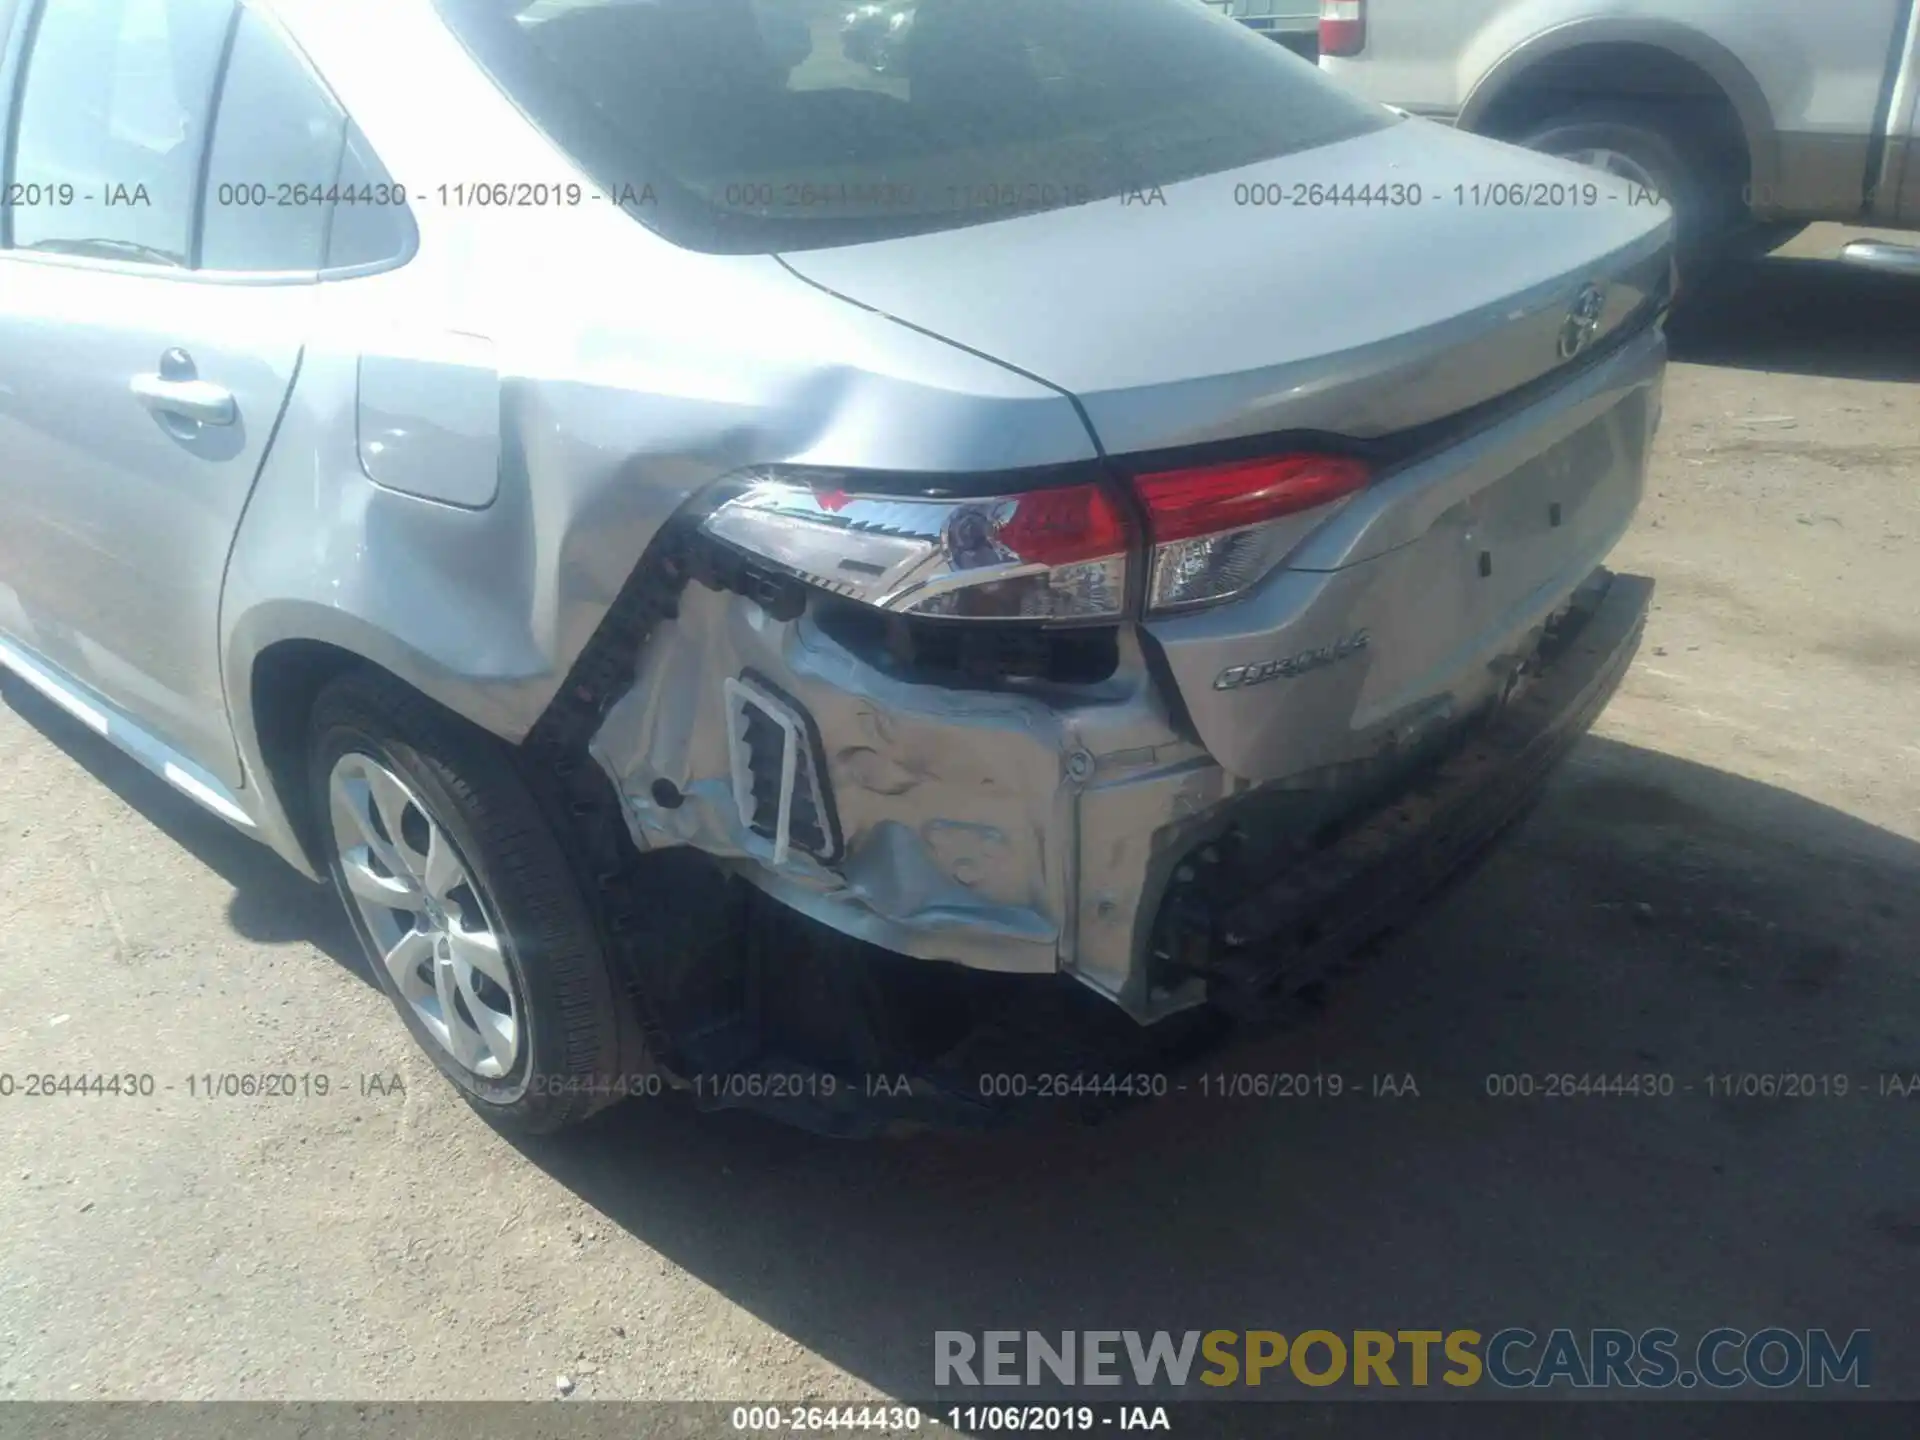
[1319,0,1920,275]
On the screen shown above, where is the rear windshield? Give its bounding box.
[432,0,1395,252]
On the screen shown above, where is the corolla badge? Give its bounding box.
[1213,629,1371,691]
[1558,283,1608,360]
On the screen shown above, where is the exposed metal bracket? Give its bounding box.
[724,676,802,867]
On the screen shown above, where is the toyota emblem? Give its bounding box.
[1558,283,1608,360]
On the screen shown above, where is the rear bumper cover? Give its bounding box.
[586,567,1649,1135]
[1159,568,1651,1016]
[587,555,1649,1029]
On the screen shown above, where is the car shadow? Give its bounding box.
[510,734,1920,1400]
[0,669,370,985]
[1668,251,1920,382]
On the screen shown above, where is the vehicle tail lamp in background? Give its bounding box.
[1133,453,1371,611]
[1319,0,1366,56]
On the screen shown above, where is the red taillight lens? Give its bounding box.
[1319,0,1365,56]
[1133,453,1370,612]
[1134,455,1370,543]
[994,482,1130,567]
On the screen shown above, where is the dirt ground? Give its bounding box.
[2,224,1918,1404]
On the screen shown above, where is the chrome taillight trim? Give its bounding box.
[698,471,1128,622]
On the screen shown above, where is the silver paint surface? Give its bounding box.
[357,333,503,508]
[776,119,1672,454]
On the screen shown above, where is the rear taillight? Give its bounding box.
[700,456,1364,623]
[1133,453,1369,612]
[699,470,1129,622]
[1319,0,1365,56]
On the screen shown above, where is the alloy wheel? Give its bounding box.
[327,752,523,1080]
[1555,145,1664,199]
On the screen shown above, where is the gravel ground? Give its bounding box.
[2,225,1918,1404]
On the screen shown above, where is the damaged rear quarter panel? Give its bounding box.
[219,131,1095,872]
[587,580,1217,991]
[589,581,1074,972]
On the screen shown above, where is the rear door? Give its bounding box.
[0,0,348,786]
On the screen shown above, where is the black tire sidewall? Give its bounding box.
[307,675,621,1133]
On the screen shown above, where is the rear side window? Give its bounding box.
[433,0,1395,253]
[4,0,414,273]
[200,7,346,271]
[323,122,415,271]
[9,0,234,265]
[200,9,414,272]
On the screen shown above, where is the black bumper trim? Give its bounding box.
[1197,569,1653,1016]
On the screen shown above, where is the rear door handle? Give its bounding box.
[131,372,237,426]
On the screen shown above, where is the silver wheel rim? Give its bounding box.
[328,753,523,1081]
[1556,145,1663,199]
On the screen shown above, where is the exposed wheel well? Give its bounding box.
[1471,43,1751,192]
[248,638,375,870]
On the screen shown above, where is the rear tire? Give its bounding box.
[307,668,625,1135]
[1516,105,1741,282]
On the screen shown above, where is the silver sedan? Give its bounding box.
[0,0,1672,1134]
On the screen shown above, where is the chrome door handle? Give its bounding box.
[130,373,236,426]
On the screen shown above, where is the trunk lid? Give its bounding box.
[1137,328,1665,782]
[778,117,1672,456]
